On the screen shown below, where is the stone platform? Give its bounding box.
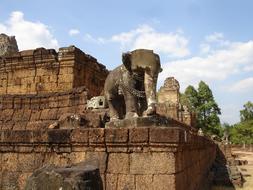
[0,124,215,190]
[105,115,195,130]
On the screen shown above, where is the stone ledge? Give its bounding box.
[0,127,214,153]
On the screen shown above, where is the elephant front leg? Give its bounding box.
[143,72,157,116]
[124,91,138,119]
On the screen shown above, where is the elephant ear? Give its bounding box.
[122,52,132,72]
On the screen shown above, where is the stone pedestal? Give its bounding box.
[105,115,175,128]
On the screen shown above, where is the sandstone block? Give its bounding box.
[108,153,129,174]
[117,174,135,190]
[48,129,71,143]
[130,152,175,174]
[135,175,154,190]
[153,174,175,190]
[150,127,184,143]
[89,128,105,146]
[129,127,149,143]
[106,174,117,190]
[71,128,89,144]
[105,128,128,143]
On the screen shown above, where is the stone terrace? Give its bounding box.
[0,126,216,190]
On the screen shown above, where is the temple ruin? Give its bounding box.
[0,34,239,190]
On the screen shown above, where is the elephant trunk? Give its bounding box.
[143,71,158,116]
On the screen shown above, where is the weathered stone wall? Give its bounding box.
[0,125,216,190]
[0,86,87,130]
[0,46,108,97]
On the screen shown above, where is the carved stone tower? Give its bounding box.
[157,77,180,104]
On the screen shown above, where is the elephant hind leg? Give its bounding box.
[107,95,126,120]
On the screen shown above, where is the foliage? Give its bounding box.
[240,101,253,122]
[180,81,222,136]
[228,101,253,144]
[229,120,253,144]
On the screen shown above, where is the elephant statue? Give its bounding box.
[104,49,162,120]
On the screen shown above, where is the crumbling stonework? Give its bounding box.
[0,33,19,57]
[0,87,88,130]
[0,46,108,97]
[157,77,193,126]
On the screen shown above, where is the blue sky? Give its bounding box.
[1,0,253,124]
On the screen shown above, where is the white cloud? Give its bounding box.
[229,77,253,93]
[79,24,190,57]
[205,32,224,43]
[83,33,105,44]
[111,24,190,57]
[69,29,80,36]
[159,39,253,89]
[0,11,59,50]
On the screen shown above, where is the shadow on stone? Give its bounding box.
[211,145,243,189]
[24,162,103,190]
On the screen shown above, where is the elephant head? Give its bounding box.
[122,49,162,116]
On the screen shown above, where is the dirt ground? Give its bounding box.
[212,150,253,190]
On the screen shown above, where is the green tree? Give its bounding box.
[197,81,221,135]
[229,101,253,144]
[181,85,199,112]
[240,101,253,122]
[230,120,253,144]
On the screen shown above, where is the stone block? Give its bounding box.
[130,152,175,174]
[1,109,14,121]
[107,153,129,174]
[3,130,33,143]
[48,129,71,143]
[129,127,149,143]
[149,127,184,143]
[105,128,128,143]
[22,109,32,121]
[71,128,89,144]
[30,97,40,110]
[13,121,27,130]
[32,130,48,143]
[40,108,51,120]
[40,97,49,109]
[30,110,41,121]
[135,175,153,190]
[12,109,24,121]
[48,94,59,108]
[68,152,86,164]
[13,97,22,109]
[2,153,19,171]
[117,174,135,190]
[89,128,105,146]
[106,174,117,190]
[17,153,35,172]
[2,96,14,109]
[152,174,175,190]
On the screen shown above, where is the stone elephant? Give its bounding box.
[104,49,162,120]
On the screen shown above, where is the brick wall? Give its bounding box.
[0,46,108,97]
[0,126,216,190]
[0,86,87,130]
